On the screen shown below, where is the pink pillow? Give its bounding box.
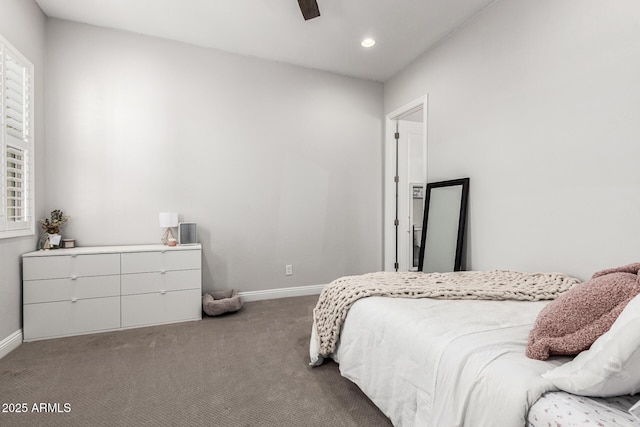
[526,262,640,361]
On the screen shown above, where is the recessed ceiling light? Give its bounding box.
[361,38,376,48]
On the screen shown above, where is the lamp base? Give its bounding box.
[161,228,177,246]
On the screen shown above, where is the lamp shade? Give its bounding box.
[159,212,179,228]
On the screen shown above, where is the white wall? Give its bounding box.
[0,0,46,343]
[45,19,384,293]
[385,0,640,280]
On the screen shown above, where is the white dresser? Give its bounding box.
[22,244,202,341]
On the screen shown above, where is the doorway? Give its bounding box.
[384,96,428,272]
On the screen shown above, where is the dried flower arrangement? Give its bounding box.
[39,209,70,235]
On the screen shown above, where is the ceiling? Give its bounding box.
[35,0,497,82]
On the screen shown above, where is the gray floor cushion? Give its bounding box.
[202,289,243,316]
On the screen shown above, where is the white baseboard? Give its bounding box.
[238,284,325,303]
[0,329,22,359]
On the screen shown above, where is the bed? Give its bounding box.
[309,270,640,427]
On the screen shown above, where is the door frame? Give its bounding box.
[384,95,428,271]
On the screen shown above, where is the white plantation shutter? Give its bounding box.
[5,54,28,140]
[1,35,34,238]
[6,146,25,221]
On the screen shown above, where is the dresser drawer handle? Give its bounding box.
[160,290,166,295]
[160,270,166,274]
[71,254,77,258]
[71,297,78,303]
[71,275,78,280]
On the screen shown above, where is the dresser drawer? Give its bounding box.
[121,289,202,328]
[23,275,120,304]
[121,250,201,274]
[121,269,200,296]
[23,253,120,281]
[23,296,121,341]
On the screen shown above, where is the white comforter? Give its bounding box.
[310,297,569,427]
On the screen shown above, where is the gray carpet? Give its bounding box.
[0,295,392,426]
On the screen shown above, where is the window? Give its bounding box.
[1,34,34,238]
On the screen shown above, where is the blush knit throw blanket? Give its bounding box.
[313,270,580,357]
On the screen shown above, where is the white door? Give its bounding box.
[397,120,425,271]
[384,97,427,272]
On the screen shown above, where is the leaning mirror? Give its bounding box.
[418,178,470,273]
[410,184,425,271]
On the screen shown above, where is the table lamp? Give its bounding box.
[159,212,179,245]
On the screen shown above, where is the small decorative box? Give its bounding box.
[61,239,76,249]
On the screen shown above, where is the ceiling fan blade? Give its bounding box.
[298,0,320,20]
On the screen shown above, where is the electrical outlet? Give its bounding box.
[285,264,293,276]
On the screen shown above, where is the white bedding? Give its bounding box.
[310,296,568,426]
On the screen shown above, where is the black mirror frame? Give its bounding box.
[417,177,470,272]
